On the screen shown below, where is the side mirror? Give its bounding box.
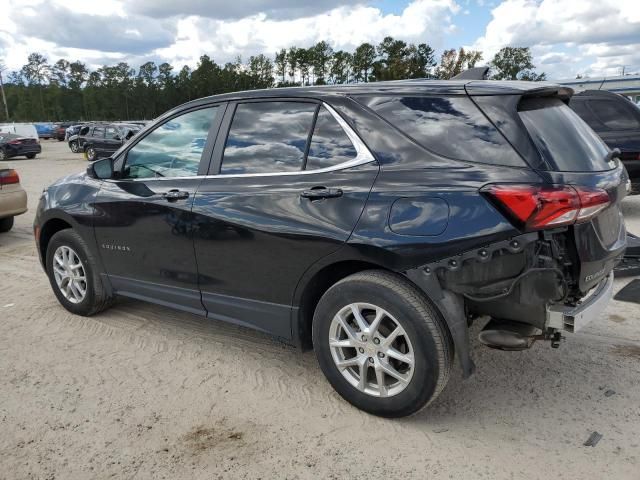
[113,135,121,141]
[87,157,114,179]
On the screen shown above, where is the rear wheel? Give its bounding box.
[312,270,453,418]
[0,148,6,160]
[0,216,14,233]
[70,141,79,153]
[46,229,113,316]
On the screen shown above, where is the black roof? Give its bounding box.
[179,79,573,108]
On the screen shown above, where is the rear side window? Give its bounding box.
[92,127,105,138]
[105,126,119,139]
[518,97,610,172]
[587,99,640,130]
[221,102,316,175]
[306,106,358,170]
[360,96,524,167]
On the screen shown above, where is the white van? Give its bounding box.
[0,123,39,141]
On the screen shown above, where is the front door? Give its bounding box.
[93,105,224,314]
[192,100,378,337]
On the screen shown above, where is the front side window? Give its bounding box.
[306,106,358,170]
[124,106,218,179]
[221,101,316,175]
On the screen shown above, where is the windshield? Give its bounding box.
[518,97,611,172]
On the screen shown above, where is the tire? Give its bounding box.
[85,146,97,161]
[46,229,113,316]
[26,153,36,159]
[312,270,453,418]
[0,216,14,233]
[70,141,79,153]
[0,148,6,160]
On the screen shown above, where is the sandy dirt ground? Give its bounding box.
[1,141,639,480]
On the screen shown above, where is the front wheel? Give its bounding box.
[26,153,36,159]
[70,141,79,153]
[85,147,97,161]
[46,229,113,316]
[0,148,6,160]
[312,270,453,418]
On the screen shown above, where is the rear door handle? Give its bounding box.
[300,187,343,200]
[162,189,190,201]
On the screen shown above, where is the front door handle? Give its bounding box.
[300,187,343,200]
[162,189,190,201]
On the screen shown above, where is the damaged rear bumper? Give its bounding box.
[546,274,614,333]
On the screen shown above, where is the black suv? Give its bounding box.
[569,90,640,192]
[83,123,141,161]
[34,81,628,417]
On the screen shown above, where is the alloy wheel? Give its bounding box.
[52,245,87,304]
[329,303,415,398]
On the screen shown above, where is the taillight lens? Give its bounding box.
[8,139,22,145]
[482,184,610,231]
[0,169,20,185]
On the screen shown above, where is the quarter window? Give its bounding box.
[306,106,358,170]
[360,95,524,167]
[221,101,316,175]
[123,107,219,179]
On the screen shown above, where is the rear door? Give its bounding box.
[93,104,224,314]
[192,99,378,337]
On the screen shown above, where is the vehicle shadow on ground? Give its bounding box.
[96,297,634,426]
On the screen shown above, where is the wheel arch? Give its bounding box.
[293,259,389,349]
[38,216,74,265]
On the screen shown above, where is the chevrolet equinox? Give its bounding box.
[34,80,628,417]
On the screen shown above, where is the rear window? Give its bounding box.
[568,99,601,130]
[518,97,610,172]
[587,99,640,131]
[360,95,524,167]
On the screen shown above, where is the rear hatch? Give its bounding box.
[473,90,627,293]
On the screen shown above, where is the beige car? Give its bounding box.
[0,168,27,232]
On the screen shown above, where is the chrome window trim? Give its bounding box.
[115,102,376,182]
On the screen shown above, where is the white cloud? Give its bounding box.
[472,0,640,78]
[1,0,460,71]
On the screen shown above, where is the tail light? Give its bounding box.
[7,139,22,145]
[482,184,610,231]
[0,169,20,186]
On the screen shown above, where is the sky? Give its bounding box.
[0,0,639,80]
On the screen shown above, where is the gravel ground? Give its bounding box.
[1,140,639,479]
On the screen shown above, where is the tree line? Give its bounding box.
[0,40,544,123]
